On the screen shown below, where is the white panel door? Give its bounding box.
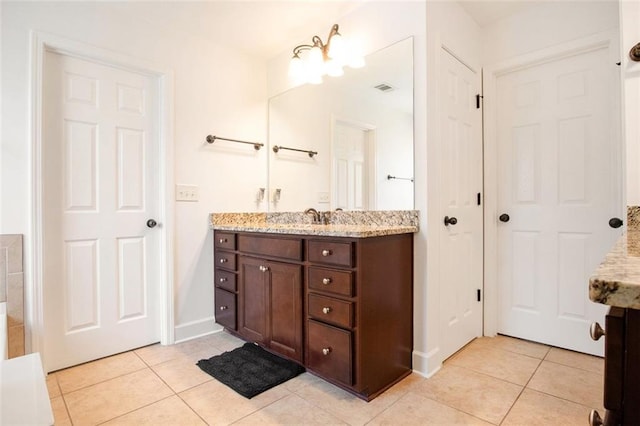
[333,121,371,210]
[42,51,160,371]
[496,44,622,356]
[439,49,484,360]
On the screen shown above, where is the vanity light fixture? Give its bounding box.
[289,24,365,85]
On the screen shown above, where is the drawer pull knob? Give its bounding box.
[219,238,227,243]
[590,322,605,341]
[322,347,331,356]
[322,278,331,285]
[259,265,269,272]
[322,307,332,314]
[219,258,228,264]
[219,306,228,311]
[589,410,603,426]
[219,277,227,283]
[322,249,332,257]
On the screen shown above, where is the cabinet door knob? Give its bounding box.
[322,278,331,285]
[219,306,228,311]
[219,258,228,264]
[322,249,332,257]
[590,322,605,341]
[219,277,227,283]
[322,347,331,356]
[219,238,227,243]
[322,307,332,314]
[259,265,269,272]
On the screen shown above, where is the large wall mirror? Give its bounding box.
[268,37,414,212]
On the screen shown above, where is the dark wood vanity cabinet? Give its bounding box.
[213,229,413,401]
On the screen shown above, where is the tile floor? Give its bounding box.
[47,332,603,425]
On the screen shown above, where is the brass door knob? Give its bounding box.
[590,322,605,341]
[322,249,332,257]
[322,278,331,285]
[322,307,332,314]
[322,348,331,355]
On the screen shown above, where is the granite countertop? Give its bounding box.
[209,211,419,238]
[589,232,640,309]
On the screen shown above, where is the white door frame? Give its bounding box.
[483,30,624,336]
[29,31,175,361]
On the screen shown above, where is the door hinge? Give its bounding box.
[477,289,482,302]
[476,94,483,109]
[477,192,481,206]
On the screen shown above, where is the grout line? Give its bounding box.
[497,353,546,425]
[94,394,177,425]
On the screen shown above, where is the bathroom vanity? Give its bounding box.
[211,211,417,401]
[589,232,640,425]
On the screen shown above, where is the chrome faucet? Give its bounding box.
[304,208,321,224]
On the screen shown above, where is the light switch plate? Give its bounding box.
[176,184,199,202]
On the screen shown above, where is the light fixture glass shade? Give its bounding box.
[325,59,344,77]
[308,46,324,73]
[348,55,366,69]
[288,55,304,80]
[327,33,345,60]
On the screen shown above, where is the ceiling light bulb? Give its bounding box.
[308,46,323,69]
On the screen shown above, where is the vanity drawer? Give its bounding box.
[215,288,236,330]
[238,234,302,261]
[215,269,237,292]
[308,294,354,329]
[308,240,354,267]
[308,320,352,386]
[215,232,236,250]
[308,267,354,297]
[215,252,236,271]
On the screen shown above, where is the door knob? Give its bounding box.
[146,219,158,228]
[499,214,510,223]
[609,217,623,229]
[444,216,458,226]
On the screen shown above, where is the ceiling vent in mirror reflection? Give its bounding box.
[373,82,395,92]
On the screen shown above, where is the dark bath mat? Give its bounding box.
[196,343,305,399]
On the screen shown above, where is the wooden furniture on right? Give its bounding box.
[589,232,640,425]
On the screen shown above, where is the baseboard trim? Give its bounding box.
[174,317,221,343]
[412,347,442,378]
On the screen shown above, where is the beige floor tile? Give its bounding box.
[135,332,242,366]
[102,395,206,426]
[369,391,493,425]
[56,351,147,393]
[467,335,550,359]
[179,377,291,425]
[545,347,604,374]
[151,348,218,393]
[408,365,522,424]
[64,368,173,425]
[502,388,593,426]
[46,373,61,399]
[281,371,325,393]
[448,345,542,385]
[293,373,410,426]
[527,360,604,410]
[50,396,72,426]
[235,393,347,425]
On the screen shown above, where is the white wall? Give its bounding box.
[482,1,620,66]
[0,2,267,345]
[620,0,640,205]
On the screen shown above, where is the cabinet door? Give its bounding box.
[238,257,269,344]
[269,261,303,362]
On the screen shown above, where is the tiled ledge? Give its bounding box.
[210,210,419,238]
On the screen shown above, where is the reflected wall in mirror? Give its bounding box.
[268,37,414,211]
